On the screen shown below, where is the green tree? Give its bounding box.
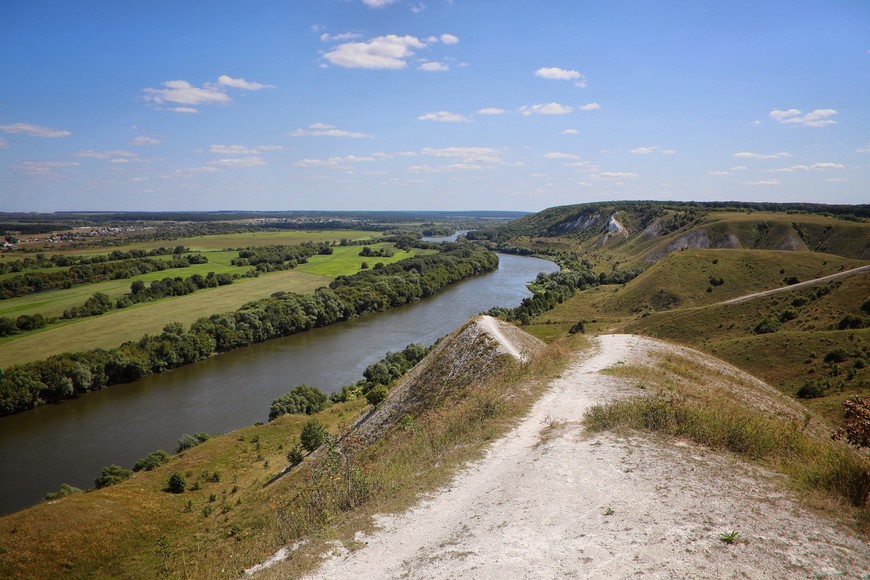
[300,418,328,453]
[366,384,389,407]
[167,472,186,494]
[94,465,132,489]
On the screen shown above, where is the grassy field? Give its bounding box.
[297,244,435,278]
[32,229,376,256]
[0,270,330,367]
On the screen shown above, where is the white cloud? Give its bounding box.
[217,75,273,90]
[418,111,470,123]
[561,129,579,135]
[748,120,762,126]
[418,61,449,72]
[295,155,376,168]
[363,0,399,7]
[210,156,266,168]
[825,177,848,183]
[143,80,230,106]
[741,179,781,186]
[75,150,138,159]
[630,146,675,155]
[440,34,459,45]
[544,152,581,160]
[289,123,373,138]
[143,75,270,110]
[769,163,846,173]
[579,102,601,110]
[320,32,362,42]
[410,3,426,13]
[208,144,283,155]
[477,107,506,115]
[11,160,79,175]
[0,138,7,149]
[323,35,425,69]
[421,146,503,164]
[769,108,838,127]
[131,136,160,146]
[708,170,732,176]
[0,123,71,138]
[811,162,844,170]
[734,151,793,159]
[535,66,586,87]
[519,102,573,116]
[594,171,637,179]
[856,144,870,153]
[731,165,748,171]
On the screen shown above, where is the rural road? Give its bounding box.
[719,264,870,305]
[305,334,869,578]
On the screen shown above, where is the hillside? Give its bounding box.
[470,201,870,268]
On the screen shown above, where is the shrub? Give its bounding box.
[133,450,170,472]
[174,432,212,453]
[833,396,870,451]
[366,384,389,407]
[287,445,304,467]
[568,321,586,334]
[269,384,328,420]
[45,483,82,501]
[300,418,328,453]
[779,309,797,323]
[796,381,825,399]
[167,472,186,494]
[753,317,779,335]
[838,315,865,330]
[94,465,132,489]
[824,348,849,364]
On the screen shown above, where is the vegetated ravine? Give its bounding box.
[0,253,557,516]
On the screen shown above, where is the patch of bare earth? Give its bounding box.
[306,334,869,579]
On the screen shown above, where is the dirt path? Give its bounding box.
[478,314,527,362]
[305,335,869,579]
[719,264,870,305]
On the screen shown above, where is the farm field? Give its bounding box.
[0,269,330,367]
[297,244,436,277]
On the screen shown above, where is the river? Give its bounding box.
[0,252,557,515]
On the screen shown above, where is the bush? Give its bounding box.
[133,450,170,472]
[167,472,186,494]
[833,396,870,450]
[838,315,865,330]
[287,445,304,467]
[753,317,779,335]
[366,384,389,407]
[300,418,328,453]
[45,483,82,501]
[796,381,825,399]
[175,432,212,453]
[824,348,849,364]
[94,465,132,489]
[269,385,328,420]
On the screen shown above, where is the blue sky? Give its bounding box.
[1,0,868,212]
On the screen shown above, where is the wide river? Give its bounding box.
[0,251,557,515]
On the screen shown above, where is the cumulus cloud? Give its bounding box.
[477,107,506,115]
[208,144,283,155]
[418,61,449,71]
[209,157,267,168]
[0,123,71,138]
[323,34,426,69]
[75,150,138,160]
[561,129,579,135]
[741,179,781,186]
[593,171,637,179]
[630,146,675,155]
[439,34,459,45]
[579,102,601,110]
[734,151,792,159]
[544,152,581,160]
[769,108,838,127]
[519,102,573,116]
[143,75,271,111]
[295,155,376,168]
[290,123,373,138]
[418,111,470,123]
[131,136,160,146]
[11,160,79,176]
[535,66,586,87]
[421,146,503,164]
[217,75,274,90]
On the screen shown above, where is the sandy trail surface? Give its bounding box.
[305,334,869,579]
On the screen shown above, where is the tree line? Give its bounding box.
[0,246,190,275]
[0,243,498,416]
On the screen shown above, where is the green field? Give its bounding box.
[297,244,434,277]
[0,269,330,367]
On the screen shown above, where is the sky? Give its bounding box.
[0,0,868,212]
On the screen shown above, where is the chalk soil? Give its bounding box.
[307,334,869,579]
